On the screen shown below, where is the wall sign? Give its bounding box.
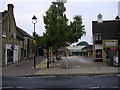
[103,40,118,47]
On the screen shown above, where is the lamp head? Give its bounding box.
[32,15,37,24]
[115,16,120,21]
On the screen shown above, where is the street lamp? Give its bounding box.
[32,15,37,69]
[115,15,120,67]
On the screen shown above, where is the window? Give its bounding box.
[2,30,7,37]
[95,34,101,41]
[24,37,28,44]
[13,33,16,38]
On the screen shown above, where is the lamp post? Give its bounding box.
[32,15,37,69]
[115,15,120,67]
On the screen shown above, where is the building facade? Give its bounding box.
[1,4,34,66]
[92,20,119,65]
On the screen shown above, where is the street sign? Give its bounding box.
[33,40,36,44]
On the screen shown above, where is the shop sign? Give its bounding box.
[11,45,15,49]
[95,45,103,49]
[103,40,118,47]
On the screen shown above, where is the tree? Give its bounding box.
[43,2,68,50]
[43,2,85,61]
[67,15,86,44]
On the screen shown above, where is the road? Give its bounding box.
[2,75,120,90]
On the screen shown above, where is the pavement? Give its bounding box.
[2,56,46,77]
[33,56,119,76]
[2,56,119,77]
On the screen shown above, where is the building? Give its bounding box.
[92,15,119,65]
[1,4,34,66]
[67,41,89,56]
[81,45,93,57]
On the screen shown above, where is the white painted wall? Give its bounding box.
[5,44,19,65]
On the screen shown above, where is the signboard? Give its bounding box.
[103,40,118,47]
[95,45,103,49]
[33,40,36,44]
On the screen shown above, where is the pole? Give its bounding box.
[34,23,36,69]
[118,20,120,67]
[47,47,49,68]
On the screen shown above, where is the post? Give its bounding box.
[32,15,37,69]
[47,47,49,68]
[117,20,120,67]
[33,23,36,69]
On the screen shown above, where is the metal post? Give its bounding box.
[47,47,49,68]
[32,15,37,69]
[34,23,36,69]
[117,20,120,67]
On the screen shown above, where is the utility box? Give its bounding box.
[113,56,118,66]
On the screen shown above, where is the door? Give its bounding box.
[7,49,13,63]
[96,49,102,58]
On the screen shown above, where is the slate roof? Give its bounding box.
[17,27,33,39]
[1,10,33,39]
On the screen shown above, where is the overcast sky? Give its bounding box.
[0,0,119,44]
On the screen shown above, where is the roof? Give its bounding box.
[81,45,93,50]
[77,41,89,46]
[17,27,33,39]
[67,46,86,52]
[1,9,33,39]
[1,11,8,17]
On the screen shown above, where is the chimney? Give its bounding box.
[8,4,14,12]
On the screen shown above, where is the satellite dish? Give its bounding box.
[97,13,103,23]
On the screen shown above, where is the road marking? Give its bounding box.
[90,86,100,88]
[16,87,24,88]
[112,87,119,88]
[117,74,120,76]
[2,87,14,88]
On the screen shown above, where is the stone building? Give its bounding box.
[1,4,34,66]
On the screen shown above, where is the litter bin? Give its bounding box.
[113,56,118,66]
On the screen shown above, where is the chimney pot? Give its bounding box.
[8,4,14,12]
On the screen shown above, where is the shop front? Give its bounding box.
[5,44,19,65]
[103,40,118,66]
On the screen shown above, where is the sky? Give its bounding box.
[0,0,120,44]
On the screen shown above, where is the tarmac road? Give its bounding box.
[2,75,120,89]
